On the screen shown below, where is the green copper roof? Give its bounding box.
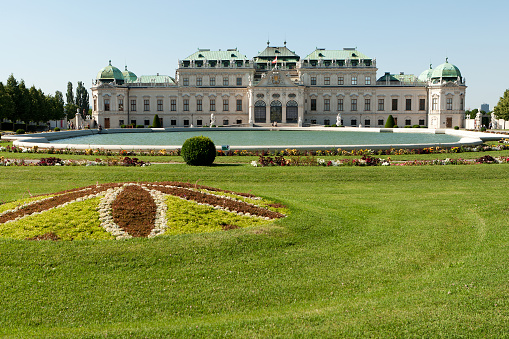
[255,46,300,60]
[134,75,175,84]
[431,59,462,79]
[183,49,248,61]
[97,61,124,81]
[418,64,433,82]
[122,66,137,82]
[377,73,418,83]
[304,48,370,60]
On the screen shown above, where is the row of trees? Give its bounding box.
[0,74,65,128]
[0,75,91,130]
[494,89,509,121]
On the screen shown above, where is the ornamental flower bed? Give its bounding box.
[0,182,287,240]
[2,142,509,158]
[0,156,149,167]
[254,155,509,167]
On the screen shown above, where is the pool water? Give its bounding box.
[50,130,461,146]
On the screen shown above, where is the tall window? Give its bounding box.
[157,99,163,111]
[170,99,176,111]
[405,119,411,126]
[210,77,216,86]
[324,77,330,85]
[118,98,123,111]
[144,99,150,111]
[196,77,202,86]
[183,99,189,111]
[351,76,357,85]
[406,98,412,111]
[324,98,330,111]
[419,99,426,111]
[236,99,242,111]
[223,77,229,86]
[365,98,371,111]
[446,98,453,110]
[311,77,317,85]
[223,99,229,111]
[130,99,136,111]
[197,99,202,111]
[338,77,344,85]
[104,99,110,111]
[378,99,384,111]
[236,77,242,86]
[392,98,398,111]
[351,99,357,111]
[311,98,317,111]
[183,78,189,86]
[365,76,371,85]
[94,98,97,111]
[337,99,344,111]
[210,98,216,111]
[432,97,438,110]
[460,97,464,110]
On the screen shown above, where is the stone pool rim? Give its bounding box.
[7,126,504,152]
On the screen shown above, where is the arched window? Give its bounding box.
[270,100,282,123]
[286,100,298,122]
[254,100,266,123]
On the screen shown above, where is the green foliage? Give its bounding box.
[494,89,509,120]
[0,197,112,240]
[385,114,395,128]
[181,136,216,166]
[164,196,270,235]
[454,126,460,130]
[15,129,25,134]
[152,114,162,128]
[75,81,89,118]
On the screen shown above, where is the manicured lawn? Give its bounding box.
[1,163,509,337]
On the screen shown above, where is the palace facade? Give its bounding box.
[91,43,466,129]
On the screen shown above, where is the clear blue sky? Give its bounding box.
[1,0,507,111]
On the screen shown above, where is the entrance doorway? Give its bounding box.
[104,118,110,129]
[286,100,298,122]
[446,117,452,128]
[270,100,282,123]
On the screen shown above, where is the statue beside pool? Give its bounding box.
[336,113,342,127]
[210,113,215,127]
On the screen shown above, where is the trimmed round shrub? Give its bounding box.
[454,126,460,130]
[54,127,60,131]
[152,114,162,128]
[181,136,216,166]
[16,129,25,134]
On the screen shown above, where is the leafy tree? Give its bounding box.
[65,81,77,120]
[5,74,21,124]
[52,91,65,120]
[385,115,395,128]
[75,81,89,118]
[493,89,509,121]
[17,80,31,126]
[0,82,14,122]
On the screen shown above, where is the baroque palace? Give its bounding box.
[91,42,466,129]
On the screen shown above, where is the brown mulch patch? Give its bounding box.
[148,184,285,219]
[221,223,240,231]
[111,185,156,237]
[0,183,123,224]
[267,203,285,209]
[26,232,61,241]
[141,181,256,198]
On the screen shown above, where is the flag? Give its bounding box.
[272,55,277,64]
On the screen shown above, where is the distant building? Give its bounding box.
[91,44,467,129]
[481,103,489,113]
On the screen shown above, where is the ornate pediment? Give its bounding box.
[255,70,298,88]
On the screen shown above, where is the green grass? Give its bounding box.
[1,163,509,337]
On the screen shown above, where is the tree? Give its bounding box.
[52,91,65,120]
[65,81,77,120]
[0,82,14,122]
[152,114,162,127]
[17,80,31,126]
[494,89,509,121]
[75,81,89,118]
[385,114,395,128]
[5,74,21,124]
